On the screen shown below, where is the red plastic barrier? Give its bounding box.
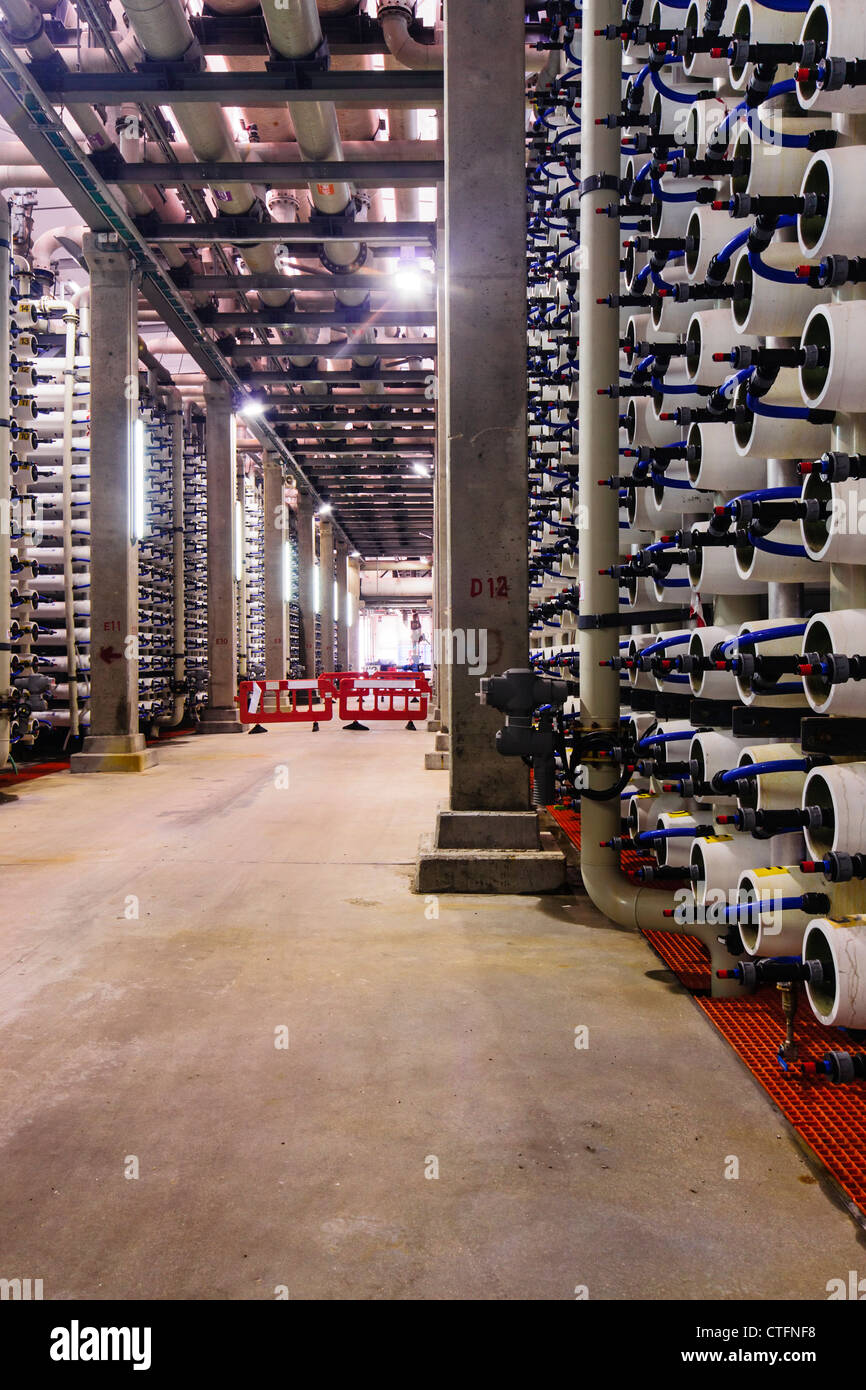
[237,679,332,724]
[337,674,431,722]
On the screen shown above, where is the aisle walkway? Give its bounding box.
[0,725,861,1300]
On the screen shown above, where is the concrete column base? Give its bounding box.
[426,719,442,733]
[424,751,450,771]
[434,732,450,752]
[70,734,157,774]
[198,706,245,735]
[414,811,566,893]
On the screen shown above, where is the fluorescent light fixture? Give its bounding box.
[333,579,339,614]
[238,398,264,418]
[313,564,321,613]
[318,502,332,516]
[234,499,243,582]
[283,539,293,602]
[131,418,146,542]
[346,592,354,629]
[413,461,430,477]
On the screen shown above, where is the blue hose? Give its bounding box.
[718,621,806,654]
[718,758,811,784]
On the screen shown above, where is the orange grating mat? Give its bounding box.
[548,801,662,883]
[549,803,866,1218]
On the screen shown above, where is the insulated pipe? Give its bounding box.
[803,916,866,1028]
[0,0,134,174]
[0,197,10,771]
[803,762,866,858]
[120,0,261,212]
[377,1,443,70]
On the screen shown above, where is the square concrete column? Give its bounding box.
[263,452,288,679]
[318,517,335,673]
[335,535,350,670]
[442,0,529,811]
[347,556,361,670]
[295,487,317,677]
[415,0,564,892]
[71,233,155,774]
[433,206,450,734]
[199,380,242,733]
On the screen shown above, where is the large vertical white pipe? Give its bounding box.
[60,297,79,737]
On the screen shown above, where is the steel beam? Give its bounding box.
[111,160,443,188]
[208,309,435,329]
[41,70,443,108]
[228,340,436,359]
[142,218,436,245]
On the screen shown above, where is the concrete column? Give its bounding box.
[71,233,155,773]
[263,452,287,679]
[318,518,335,673]
[335,535,350,670]
[432,202,450,733]
[443,0,528,811]
[199,379,242,733]
[296,487,317,677]
[347,557,362,670]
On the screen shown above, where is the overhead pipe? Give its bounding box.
[376,1,443,69]
[0,0,155,215]
[260,0,386,393]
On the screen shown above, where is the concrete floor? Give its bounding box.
[0,724,863,1301]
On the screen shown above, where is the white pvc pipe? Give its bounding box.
[734,616,807,707]
[688,540,765,594]
[802,608,866,715]
[735,741,810,811]
[796,1,866,115]
[731,243,830,339]
[686,625,739,699]
[736,865,823,956]
[803,916,866,1028]
[691,830,805,902]
[803,762,866,859]
[655,810,701,868]
[727,1,808,91]
[733,369,831,461]
[686,308,755,386]
[799,301,866,413]
[800,472,866,564]
[685,206,731,286]
[798,147,866,261]
[686,421,766,491]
